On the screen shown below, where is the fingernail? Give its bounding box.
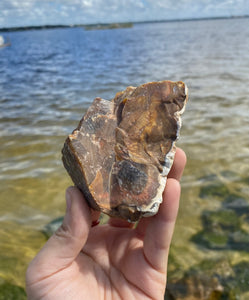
[66,189,72,212]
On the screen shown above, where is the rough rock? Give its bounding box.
[62,80,188,222]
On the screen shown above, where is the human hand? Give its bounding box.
[26,148,186,300]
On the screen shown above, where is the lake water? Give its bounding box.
[0,18,249,299]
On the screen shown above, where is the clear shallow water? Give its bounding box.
[0,18,249,298]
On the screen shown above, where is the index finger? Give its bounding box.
[168,147,187,181]
[141,178,181,272]
[135,147,186,272]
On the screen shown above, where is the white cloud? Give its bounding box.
[0,0,248,28]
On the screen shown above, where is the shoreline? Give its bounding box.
[0,15,248,32]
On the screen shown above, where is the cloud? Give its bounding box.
[0,0,248,28]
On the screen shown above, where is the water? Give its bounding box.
[0,18,249,298]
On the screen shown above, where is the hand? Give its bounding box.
[26,148,186,300]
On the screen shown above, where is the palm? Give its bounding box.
[79,225,165,299]
[30,224,166,299]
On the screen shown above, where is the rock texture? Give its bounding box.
[62,80,188,222]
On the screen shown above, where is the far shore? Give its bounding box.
[0,22,133,33]
[0,15,248,33]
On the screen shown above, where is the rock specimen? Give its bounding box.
[62,81,188,222]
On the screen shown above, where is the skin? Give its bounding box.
[26,148,186,300]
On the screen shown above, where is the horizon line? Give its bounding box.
[0,14,248,32]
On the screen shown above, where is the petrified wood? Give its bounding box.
[62,81,188,222]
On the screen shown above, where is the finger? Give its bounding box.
[26,186,91,283]
[108,217,135,228]
[141,178,181,273]
[168,147,187,181]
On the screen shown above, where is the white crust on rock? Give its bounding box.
[142,84,188,217]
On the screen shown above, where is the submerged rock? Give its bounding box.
[0,279,26,300]
[199,182,230,199]
[62,81,188,221]
[166,274,226,300]
[192,206,249,251]
[42,216,64,239]
[166,259,249,299]
[222,194,249,216]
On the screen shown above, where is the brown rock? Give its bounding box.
[62,81,188,222]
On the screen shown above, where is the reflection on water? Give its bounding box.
[0,18,249,298]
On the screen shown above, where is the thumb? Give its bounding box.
[27,187,91,283]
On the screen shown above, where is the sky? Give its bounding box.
[0,0,249,28]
